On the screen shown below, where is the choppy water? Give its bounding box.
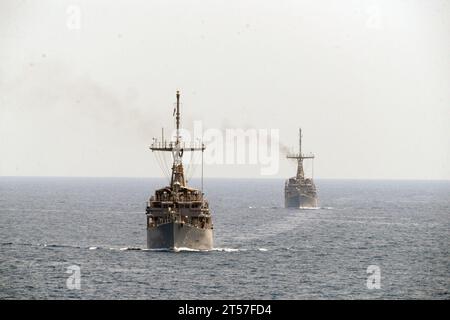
[0,177,449,299]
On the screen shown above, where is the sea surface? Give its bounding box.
[0,177,449,299]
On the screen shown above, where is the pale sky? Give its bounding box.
[0,0,449,179]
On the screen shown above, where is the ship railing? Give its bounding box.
[286,152,315,159]
[150,140,205,151]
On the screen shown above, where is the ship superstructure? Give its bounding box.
[285,129,318,208]
[146,91,213,250]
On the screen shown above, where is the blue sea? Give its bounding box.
[0,177,448,299]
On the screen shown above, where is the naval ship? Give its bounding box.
[285,129,318,208]
[145,91,213,250]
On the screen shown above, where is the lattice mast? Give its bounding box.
[149,91,205,190]
[286,128,314,179]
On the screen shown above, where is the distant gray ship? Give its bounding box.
[145,91,213,250]
[285,129,318,208]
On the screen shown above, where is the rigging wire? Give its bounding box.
[154,151,170,182]
[184,151,195,183]
[154,152,164,177]
[186,150,200,183]
[161,151,172,182]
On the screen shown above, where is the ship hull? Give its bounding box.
[147,222,213,250]
[285,193,318,208]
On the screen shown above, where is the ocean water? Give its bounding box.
[0,177,448,299]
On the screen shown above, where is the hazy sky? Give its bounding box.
[1,0,449,179]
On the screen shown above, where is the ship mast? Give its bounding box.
[172,90,184,187]
[297,128,304,178]
[175,91,181,145]
[286,128,314,180]
[150,91,205,190]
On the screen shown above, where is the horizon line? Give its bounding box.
[0,175,449,182]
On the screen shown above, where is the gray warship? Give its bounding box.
[145,91,213,250]
[285,129,318,208]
